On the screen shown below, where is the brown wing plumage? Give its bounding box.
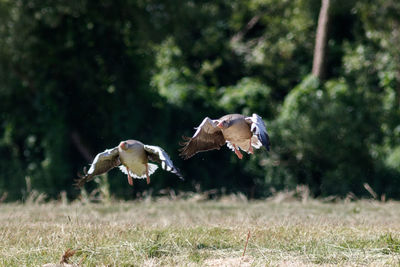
[75,147,121,187]
[179,117,226,159]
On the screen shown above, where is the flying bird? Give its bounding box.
[76,140,183,187]
[180,113,270,159]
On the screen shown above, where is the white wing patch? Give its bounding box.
[249,113,268,135]
[87,147,119,175]
[88,163,96,175]
[246,113,270,151]
[226,141,235,152]
[144,145,183,180]
[147,163,158,175]
[251,135,262,149]
[118,163,158,179]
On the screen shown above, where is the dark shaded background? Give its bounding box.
[0,0,399,200]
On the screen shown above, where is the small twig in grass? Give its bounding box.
[78,255,86,266]
[239,230,251,267]
[60,248,76,264]
[242,230,251,257]
[363,183,377,200]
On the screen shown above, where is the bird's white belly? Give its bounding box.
[119,148,147,176]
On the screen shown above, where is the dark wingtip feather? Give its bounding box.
[179,152,191,160]
[179,136,191,147]
[182,135,191,141]
[266,140,271,151]
[175,169,185,180]
[261,133,271,151]
[179,149,194,160]
[74,166,89,188]
[179,136,193,159]
[74,177,86,188]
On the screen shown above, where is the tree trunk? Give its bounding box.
[312,0,331,80]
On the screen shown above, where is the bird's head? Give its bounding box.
[217,119,230,129]
[119,141,128,150]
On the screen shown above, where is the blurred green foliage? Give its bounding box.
[0,0,399,200]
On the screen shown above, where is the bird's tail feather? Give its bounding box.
[119,164,158,179]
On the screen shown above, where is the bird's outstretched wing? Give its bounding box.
[245,113,270,151]
[75,147,120,187]
[179,117,226,159]
[144,145,184,180]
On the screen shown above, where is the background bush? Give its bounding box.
[0,0,399,200]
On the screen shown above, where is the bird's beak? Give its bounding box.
[119,142,127,150]
[217,121,223,129]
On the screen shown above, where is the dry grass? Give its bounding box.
[0,197,400,266]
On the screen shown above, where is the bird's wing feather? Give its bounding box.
[144,145,184,180]
[179,117,225,159]
[245,113,270,151]
[75,147,120,187]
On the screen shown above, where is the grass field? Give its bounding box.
[1,196,400,266]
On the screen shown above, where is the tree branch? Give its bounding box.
[312,0,331,80]
[70,131,93,162]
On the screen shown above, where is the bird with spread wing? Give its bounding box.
[76,140,183,187]
[180,113,270,159]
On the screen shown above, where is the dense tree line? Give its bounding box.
[0,0,399,200]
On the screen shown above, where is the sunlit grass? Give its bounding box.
[0,198,400,266]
